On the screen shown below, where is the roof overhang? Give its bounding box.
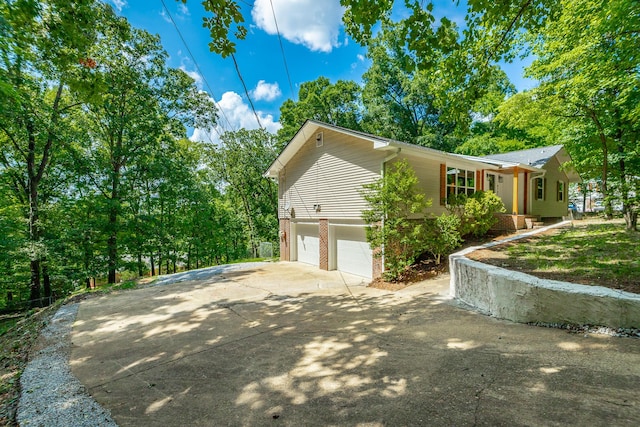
[556,147,582,182]
[265,120,530,178]
[265,120,564,179]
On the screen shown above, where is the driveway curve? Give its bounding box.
[70,262,640,426]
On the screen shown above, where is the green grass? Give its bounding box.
[0,318,19,336]
[504,220,640,292]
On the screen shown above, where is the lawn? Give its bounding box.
[467,218,640,294]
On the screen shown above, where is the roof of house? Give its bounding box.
[265,120,576,179]
[483,145,565,168]
[266,120,537,178]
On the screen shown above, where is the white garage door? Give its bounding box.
[335,226,373,279]
[295,223,319,266]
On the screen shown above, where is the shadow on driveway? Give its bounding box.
[71,263,640,426]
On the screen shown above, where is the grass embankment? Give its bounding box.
[0,305,59,426]
[469,219,640,293]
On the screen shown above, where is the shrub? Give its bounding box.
[361,160,431,280]
[447,191,505,237]
[424,213,462,264]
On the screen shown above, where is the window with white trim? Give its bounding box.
[446,167,475,203]
[535,177,545,200]
[557,181,565,201]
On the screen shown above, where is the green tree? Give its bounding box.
[523,0,639,227]
[360,18,514,151]
[77,18,216,283]
[277,77,363,148]
[361,160,431,280]
[0,0,102,304]
[210,128,279,257]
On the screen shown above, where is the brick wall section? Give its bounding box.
[492,214,518,231]
[491,214,531,231]
[279,218,290,261]
[372,247,383,279]
[319,219,329,270]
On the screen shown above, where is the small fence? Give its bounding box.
[259,242,274,258]
[1,295,56,314]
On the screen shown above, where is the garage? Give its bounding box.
[333,225,373,279]
[294,223,319,266]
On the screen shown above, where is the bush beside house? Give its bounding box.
[362,161,505,281]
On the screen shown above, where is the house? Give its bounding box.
[265,120,580,279]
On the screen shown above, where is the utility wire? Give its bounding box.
[159,0,233,138]
[269,0,296,100]
[231,52,264,130]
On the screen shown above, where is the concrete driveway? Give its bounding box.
[71,262,640,426]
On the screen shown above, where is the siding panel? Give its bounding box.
[280,129,387,220]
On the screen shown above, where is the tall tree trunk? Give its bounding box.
[107,165,121,284]
[42,260,51,304]
[27,119,42,305]
[589,110,611,218]
[137,252,143,277]
[150,253,155,276]
[26,83,63,305]
[107,205,118,284]
[29,259,41,306]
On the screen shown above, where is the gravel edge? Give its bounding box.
[17,303,118,427]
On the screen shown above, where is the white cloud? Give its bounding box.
[252,0,344,52]
[251,80,282,102]
[109,0,127,12]
[177,3,190,17]
[160,3,189,23]
[190,91,282,145]
[160,9,171,23]
[179,65,203,89]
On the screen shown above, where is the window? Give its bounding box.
[446,167,475,203]
[486,174,496,192]
[557,181,565,201]
[535,178,546,200]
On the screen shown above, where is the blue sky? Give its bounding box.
[112,0,535,143]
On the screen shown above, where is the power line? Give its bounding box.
[269,0,296,100]
[159,0,233,139]
[231,52,264,130]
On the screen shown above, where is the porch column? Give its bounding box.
[512,167,519,215]
[523,171,528,215]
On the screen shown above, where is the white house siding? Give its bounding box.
[531,156,569,218]
[395,154,446,215]
[279,129,387,221]
[394,154,486,217]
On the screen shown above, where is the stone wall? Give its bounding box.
[449,222,640,329]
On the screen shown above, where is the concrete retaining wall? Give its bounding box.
[449,222,640,329]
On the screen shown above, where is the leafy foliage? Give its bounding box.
[361,160,432,280]
[424,214,462,265]
[277,77,363,149]
[447,191,506,238]
[210,129,279,257]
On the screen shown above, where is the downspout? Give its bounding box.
[379,148,401,276]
